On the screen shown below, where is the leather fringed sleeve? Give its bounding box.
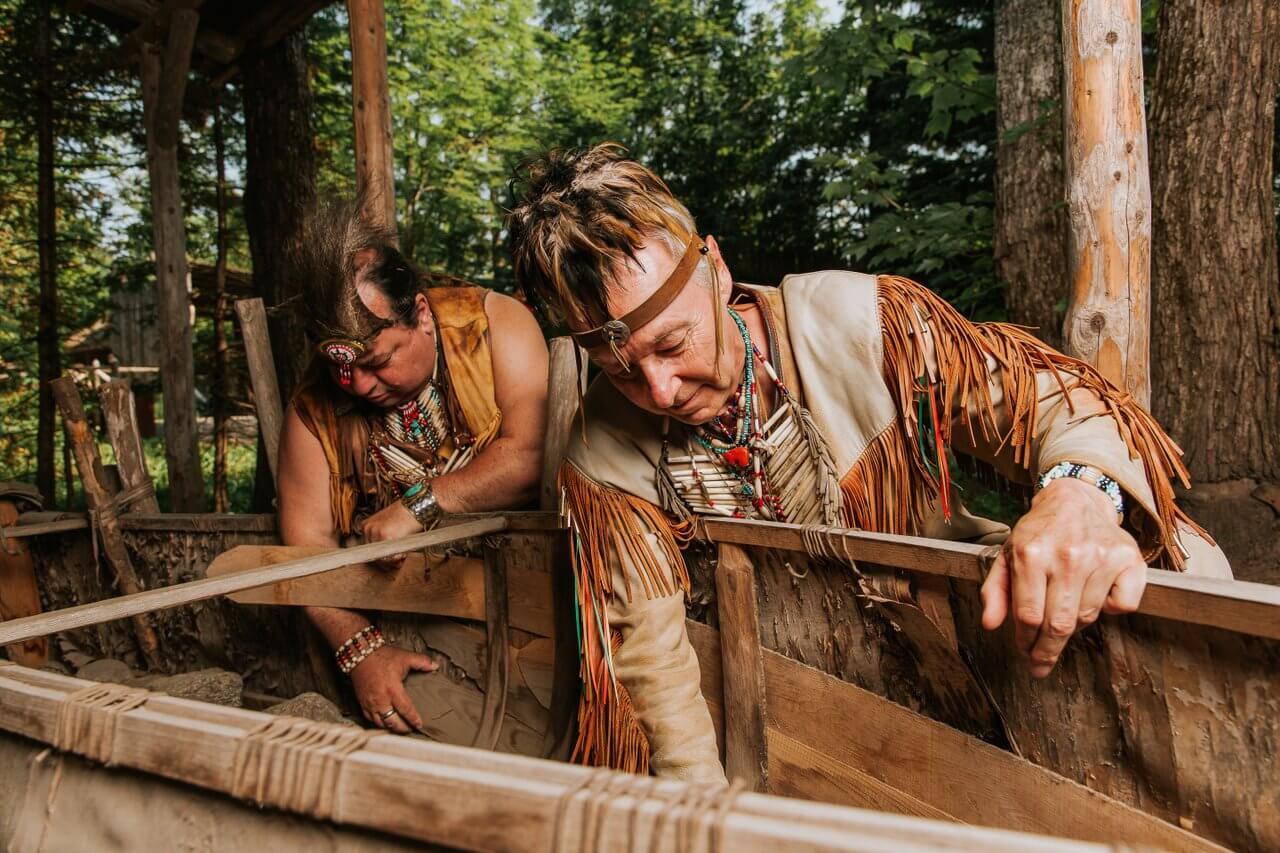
[874,275,1209,571]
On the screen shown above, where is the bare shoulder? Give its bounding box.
[483,290,544,342]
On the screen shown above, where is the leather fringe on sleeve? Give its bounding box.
[847,275,1207,571]
[559,461,693,772]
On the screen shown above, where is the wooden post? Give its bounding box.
[98,380,161,514]
[138,11,206,510]
[234,298,284,484]
[714,543,769,792]
[347,0,397,235]
[540,338,587,510]
[1060,0,1151,406]
[50,377,163,669]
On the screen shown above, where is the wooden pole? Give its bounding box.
[234,298,284,483]
[346,0,397,235]
[98,380,161,514]
[212,92,231,512]
[34,0,60,508]
[0,517,507,648]
[1059,0,1152,406]
[715,543,770,792]
[540,338,587,510]
[139,12,206,511]
[50,377,163,669]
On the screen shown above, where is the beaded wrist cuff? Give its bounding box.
[1037,461,1125,520]
[335,625,385,674]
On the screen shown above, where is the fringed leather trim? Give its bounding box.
[871,274,1207,570]
[570,631,650,774]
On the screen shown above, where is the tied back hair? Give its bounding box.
[507,143,709,329]
[292,198,424,345]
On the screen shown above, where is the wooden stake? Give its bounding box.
[50,377,163,669]
[98,380,160,513]
[1060,0,1152,405]
[715,543,769,792]
[234,298,284,483]
[0,517,506,648]
[540,338,585,511]
[347,0,397,235]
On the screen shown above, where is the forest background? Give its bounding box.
[0,0,1277,572]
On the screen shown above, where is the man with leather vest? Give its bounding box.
[506,143,1231,782]
[278,204,548,734]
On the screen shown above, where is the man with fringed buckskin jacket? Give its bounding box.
[506,143,1231,783]
[277,202,548,735]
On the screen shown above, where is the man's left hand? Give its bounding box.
[980,477,1147,677]
[360,501,423,569]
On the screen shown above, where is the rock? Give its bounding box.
[131,668,243,707]
[76,658,135,683]
[265,692,354,726]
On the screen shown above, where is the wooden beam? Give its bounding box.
[0,518,506,648]
[346,0,397,234]
[80,0,239,63]
[1060,0,1152,405]
[152,8,198,147]
[701,517,1280,641]
[715,543,769,791]
[50,377,163,669]
[234,298,284,483]
[540,338,585,510]
[139,42,204,512]
[0,663,1104,852]
[97,380,161,514]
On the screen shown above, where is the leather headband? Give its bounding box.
[572,238,709,361]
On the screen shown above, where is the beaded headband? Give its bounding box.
[318,337,367,386]
[571,236,712,371]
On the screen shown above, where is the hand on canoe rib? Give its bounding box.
[352,645,437,734]
[979,476,1147,678]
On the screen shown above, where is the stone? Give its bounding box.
[130,668,243,707]
[265,692,354,726]
[76,658,135,683]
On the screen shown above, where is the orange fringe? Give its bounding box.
[861,275,1208,570]
[559,461,692,771]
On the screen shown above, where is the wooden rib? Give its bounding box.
[0,664,1098,853]
[701,517,1280,640]
[471,541,511,750]
[683,621,1221,851]
[0,518,507,647]
[714,544,769,792]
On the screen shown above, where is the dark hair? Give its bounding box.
[292,199,425,344]
[506,143,700,330]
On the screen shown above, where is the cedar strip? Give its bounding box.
[471,540,511,749]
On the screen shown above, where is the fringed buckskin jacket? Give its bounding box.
[558,271,1229,780]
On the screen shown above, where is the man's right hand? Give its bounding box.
[350,645,438,734]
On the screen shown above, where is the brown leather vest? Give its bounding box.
[292,286,501,535]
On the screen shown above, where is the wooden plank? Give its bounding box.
[0,518,506,648]
[715,543,769,791]
[204,544,552,636]
[540,337,584,510]
[97,380,161,513]
[0,663,1102,853]
[702,517,1280,640]
[346,0,396,234]
[0,518,89,538]
[0,501,48,666]
[233,297,284,482]
[1060,0,1152,404]
[51,377,163,669]
[683,620,1221,851]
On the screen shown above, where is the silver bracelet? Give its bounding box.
[401,478,441,530]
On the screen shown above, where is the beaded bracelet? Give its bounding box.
[1036,461,1125,520]
[335,625,385,674]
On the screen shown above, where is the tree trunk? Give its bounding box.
[212,94,230,513]
[1150,0,1280,483]
[1060,0,1152,407]
[994,0,1067,348]
[241,31,318,509]
[35,0,59,507]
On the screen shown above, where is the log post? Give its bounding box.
[234,298,284,484]
[138,11,206,510]
[347,0,396,235]
[98,380,161,514]
[51,377,163,669]
[714,543,769,791]
[1059,0,1151,406]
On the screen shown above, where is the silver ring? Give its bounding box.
[378,707,399,721]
